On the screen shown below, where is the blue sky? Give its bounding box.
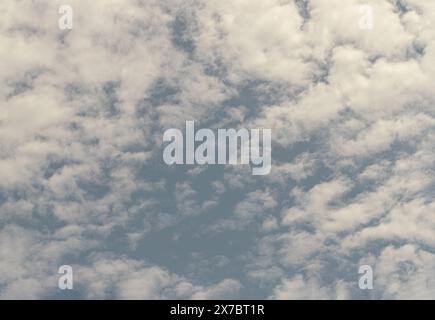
[0,0,435,299]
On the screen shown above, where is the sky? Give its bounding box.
[0,0,435,299]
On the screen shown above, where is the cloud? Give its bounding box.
[270,274,335,300]
[374,244,435,299]
[0,0,434,300]
[78,256,241,299]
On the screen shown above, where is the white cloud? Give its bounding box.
[374,244,435,299]
[78,257,241,299]
[1,0,434,300]
[270,275,331,300]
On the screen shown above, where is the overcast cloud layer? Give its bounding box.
[1,0,435,299]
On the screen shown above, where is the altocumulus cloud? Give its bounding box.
[0,0,434,299]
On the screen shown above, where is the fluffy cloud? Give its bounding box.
[0,0,434,299]
[78,257,241,299]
